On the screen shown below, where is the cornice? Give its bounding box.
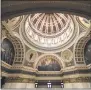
[2,65,91,79]
[4,74,91,83]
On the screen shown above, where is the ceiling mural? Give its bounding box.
[1,38,15,65]
[24,50,38,67]
[36,56,61,71]
[84,39,91,65]
[25,49,38,62]
[61,49,73,62]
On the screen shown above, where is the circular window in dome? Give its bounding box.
[20,13,79,53]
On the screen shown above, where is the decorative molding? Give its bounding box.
[2,61,12,69]
[6,16,23,30]
[2,65,91,78]
[74,30,91,65]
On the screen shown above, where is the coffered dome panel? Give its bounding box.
[28,13,70,36]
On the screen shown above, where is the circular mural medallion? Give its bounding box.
[61,49,73,62]
[26,50,38,62]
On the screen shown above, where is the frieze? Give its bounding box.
[5,77,35,83]
[2,66,91,77]
[64,77,91,83]
[5,76,91,83]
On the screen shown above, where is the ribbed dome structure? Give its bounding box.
[28,13,70,36]
[20,13,79,52]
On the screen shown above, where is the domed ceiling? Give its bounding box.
[20,13,79,52]
[24,13,74,47]
[28,13,70,35]
[5,13,91,53]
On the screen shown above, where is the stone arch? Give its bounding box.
[75,30,91,65]
[6,33,25,65]
[34,53,65,69]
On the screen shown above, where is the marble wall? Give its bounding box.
[3,82,91,88]
[64,83,91,88]
[3,83,35,89]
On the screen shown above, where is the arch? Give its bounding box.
[74,30,91,65]
[34,53,65,69]
[6,33,25,65]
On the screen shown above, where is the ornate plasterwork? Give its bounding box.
[74,30,91,65]
[6,16,23,30]
[76,16,91,30]
[3,13,90,53]
[5,33,25,65]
